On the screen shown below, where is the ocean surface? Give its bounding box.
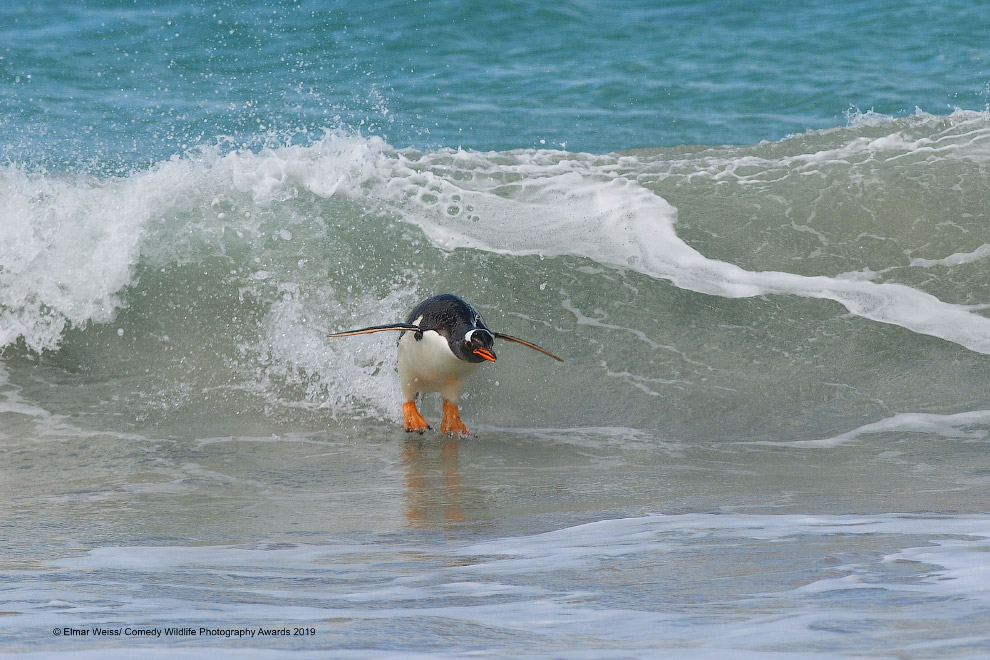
[2,1,990,658]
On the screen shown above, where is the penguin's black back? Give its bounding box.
[405,294,486,339]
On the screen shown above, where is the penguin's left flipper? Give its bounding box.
[494,333,564,362]
[328,323,421,338]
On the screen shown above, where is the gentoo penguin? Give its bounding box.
[328,293,562,435]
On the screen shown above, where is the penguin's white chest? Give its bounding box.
[397,330,480,401]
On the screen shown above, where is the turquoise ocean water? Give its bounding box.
[2,1,990,658]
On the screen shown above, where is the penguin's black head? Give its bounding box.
[453,327,497,363]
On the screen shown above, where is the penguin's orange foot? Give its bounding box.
[440,401,469,436]
[402,401,431,433]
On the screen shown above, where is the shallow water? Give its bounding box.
[3,413,990,658]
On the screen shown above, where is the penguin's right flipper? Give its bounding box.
[494,332,564,361]
[328,323,421,338]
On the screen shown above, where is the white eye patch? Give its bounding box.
[465,329,493,343]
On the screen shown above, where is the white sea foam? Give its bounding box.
[0,167,146,351]
[4,117,990,360]
[7,512,989,659]
[257,283,418,419]
[909,243,990,268]
[361,143,990,355]
[461,512,990,564]
[771,409,990,448]
[40,512,990,596]
[0,131,392,352]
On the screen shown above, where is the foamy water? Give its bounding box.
[5,509,990,659]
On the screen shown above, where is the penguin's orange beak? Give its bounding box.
[473,347,497,362]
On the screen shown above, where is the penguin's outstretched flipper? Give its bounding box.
[328,323,421,338]
[494,332,563,362]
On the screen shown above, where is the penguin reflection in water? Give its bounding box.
[328,294,563,435]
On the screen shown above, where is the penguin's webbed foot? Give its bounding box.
[440,400,470,436]
[402,401,431,433]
